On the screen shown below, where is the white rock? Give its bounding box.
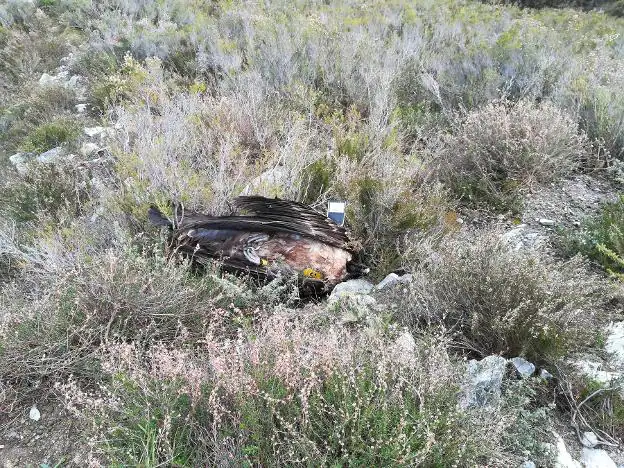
[84,126,112,138]
[328,279,374,305]
[574,360,622,387]
[606,322,624,369]
[29,406,41,421]
[580,448,617,468]
[460,355,507,408]
[519,462,536,468]
[81,142,100,156]
[376,272,413,290]
[395,330,416,355]
[38,70,69,86]
[9,153,29,175]
[36,146,62,163]
[539,368,554,380]
[75,103,88,113]
[510,356,536,378]
[539,218,556,226]
[553,432,581,468]
[580,431,599,449]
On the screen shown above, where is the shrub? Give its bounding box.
[56,319,543,466]
[19,117,81,154]
[393,232,606,362]
[436,99,592,211]
[557,195,624,275]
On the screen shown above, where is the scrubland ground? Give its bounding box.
[1,0,624,466]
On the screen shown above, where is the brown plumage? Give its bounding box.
[148,196,369,292]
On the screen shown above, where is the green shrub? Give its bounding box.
[557,195,624,274]
[19,118,81,153]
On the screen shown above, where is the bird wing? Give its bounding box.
[233,196,350,249]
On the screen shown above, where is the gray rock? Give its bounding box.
[539,218,556,226]
[510,356,536,378]
[580,431,599,449]
[395,330,416,355]
[539,368,554,380]
[75,103,88,113]
[36,146,62,163]
[460,355,507,408]
[606,322,624,369]
[580,448,617,468]
[574,359,622,387]
[9,153,29,175]
[519,461,536,468]
[84,126,113,138]
[553,432,581,468]
[376,272,413,290]
[81,142,100,156]
[328,279,374,305]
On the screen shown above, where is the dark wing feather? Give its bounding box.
[234,196,349,248]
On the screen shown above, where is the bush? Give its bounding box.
[393,232,606,362]
[558,195,624,274]
[56,320,543,466]
[436,99,592,211]
[19,117,81,154]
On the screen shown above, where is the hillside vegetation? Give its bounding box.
[1,0,623,465]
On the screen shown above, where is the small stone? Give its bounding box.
[539,368,554,380]
[376,273,413,290]
[81,142,100,156]
[29,406,41,421]
[581,431,599,448]
[580,448,617,468]
[84,127,115,138]
[9,153,29,175]
[510,356,536,378]
[573,221,581,227]
[456,218,464,224]
[519,461,536,468]
[539,218,555,226]
[75,103,88,113]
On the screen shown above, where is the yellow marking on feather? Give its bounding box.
[303,268,323,279]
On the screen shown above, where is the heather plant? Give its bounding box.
[58,318,544,466]
[436,99,593,211]
[394,232,606,362]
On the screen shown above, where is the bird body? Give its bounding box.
[148,196,368,292]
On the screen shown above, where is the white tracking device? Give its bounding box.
[327,201,346,226]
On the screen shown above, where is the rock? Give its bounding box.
[75,103,88,113]
[328,279,374,305]
[395,330,416,355]
[29,406,41,421]
[81,142,100,156]
[580,448,617,468]
[509,356,536,378]
[606,322,624,369]
[574,359,622,387]
[84,126,113,138]
[9,152,30,175]
[553,432,581,468]
[36,146,62,163]
[519,461,536,468]
[539,368,554,381]
[538,218,555,226]
[376,272,413,290]
[460,355,507,408]
[580,431,599,449]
